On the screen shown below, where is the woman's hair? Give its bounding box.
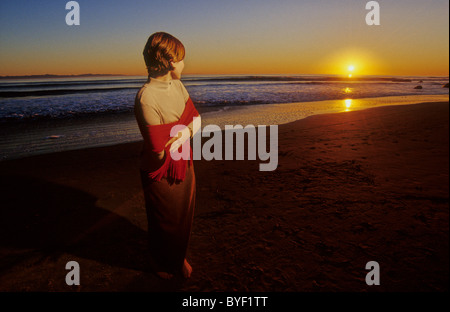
[143,32,185,77]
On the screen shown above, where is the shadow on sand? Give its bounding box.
[0,174,187,291]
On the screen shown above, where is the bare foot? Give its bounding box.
[182,259,193,278]
[156,272,174,280]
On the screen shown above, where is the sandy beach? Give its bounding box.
[2,95,448,161]
[0,100,448,292]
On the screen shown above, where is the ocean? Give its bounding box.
[0,74,448,160]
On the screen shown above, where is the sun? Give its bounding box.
[347,65,356,78]
[320,47,386,76]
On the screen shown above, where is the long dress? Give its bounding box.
[134,78,199,274]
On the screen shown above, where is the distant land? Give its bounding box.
[0,74,129,80]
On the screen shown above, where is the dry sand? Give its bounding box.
[0,101,448,292]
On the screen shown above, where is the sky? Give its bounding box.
[0,0,448,77]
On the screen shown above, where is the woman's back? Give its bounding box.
[135,78,190,127]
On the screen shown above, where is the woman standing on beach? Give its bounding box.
[134,32,200,280]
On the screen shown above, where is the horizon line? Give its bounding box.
[1,73,449,80]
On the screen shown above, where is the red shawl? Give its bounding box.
[145,97,199,182]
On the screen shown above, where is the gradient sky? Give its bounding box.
[0,0,448,76]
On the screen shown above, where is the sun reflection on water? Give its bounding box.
[345,99,353,111]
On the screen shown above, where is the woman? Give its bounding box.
[134,32,200,280]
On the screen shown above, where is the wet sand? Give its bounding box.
[0,101,448,292]
[1,95,448,161]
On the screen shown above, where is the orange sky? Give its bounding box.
[0,0,448,77]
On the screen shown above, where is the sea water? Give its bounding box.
[0,74,448,160]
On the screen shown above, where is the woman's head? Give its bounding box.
[143,32,185,79]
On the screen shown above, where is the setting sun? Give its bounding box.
[348,65,355,72]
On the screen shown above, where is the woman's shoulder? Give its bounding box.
[135,84,157,107]
[134,85,163,125]
[170,79,184,91]
[172,79,190,102]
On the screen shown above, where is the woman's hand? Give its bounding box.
[165,131,182,149]
[165,127,191,153]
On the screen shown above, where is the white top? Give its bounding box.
[134,77,190,126]
[134,77,192,169]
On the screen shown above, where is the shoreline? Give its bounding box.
[0,100,448,291]
[201,94,450,129]
[0,94,448,161]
